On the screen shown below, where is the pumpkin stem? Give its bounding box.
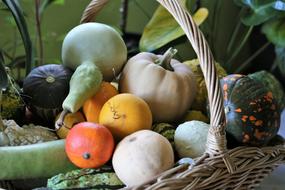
[55,109,69,130]
[83,152,91,160]
[156,47,178,71]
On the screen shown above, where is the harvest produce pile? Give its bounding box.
[0,18,285,190]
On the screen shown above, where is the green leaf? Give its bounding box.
[234,0,285,26]
[0,51,8,89]
[139,1,208,52]
[262,18,285,47]
[39,0,65,16]
[274,46,285,76]
[2,0,34,75]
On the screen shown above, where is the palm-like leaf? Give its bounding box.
[2,0,34,75]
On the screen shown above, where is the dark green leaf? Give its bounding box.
[2,0,34,75]
[262,18,285,46]
[234,0,285,25]
[274,46,285,76]
[0,51,8,89]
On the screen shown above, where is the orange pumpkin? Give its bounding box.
[83,82,118,123]
[99,93,152,140]
[65,122,114,168]
[55,111,85,139]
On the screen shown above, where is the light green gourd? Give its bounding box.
[56,23,127,128]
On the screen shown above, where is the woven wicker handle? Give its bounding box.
[81,0,226,154]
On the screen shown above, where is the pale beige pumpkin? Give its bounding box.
[112,130,174,186]
[119,48,196,123]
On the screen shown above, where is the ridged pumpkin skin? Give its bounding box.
[65,122,114,169]
[23,64,73,123]
[119,51,196,123]
[221,74,280,146]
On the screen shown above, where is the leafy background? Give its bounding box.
[0,0,284,87]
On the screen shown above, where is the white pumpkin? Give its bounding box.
[174,120,209,158]
[112,130,174,187]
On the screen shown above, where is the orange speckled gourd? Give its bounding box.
[221,74,280,146]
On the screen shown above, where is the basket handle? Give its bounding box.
[80,0,227,154]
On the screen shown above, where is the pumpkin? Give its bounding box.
[23,64,73,124]
[221,74,280,146]
[174,120,210,158]
[112,130,174,187]
[249,70,285,111]
[55,111,85,139]
[119,48,196,123]
[83,82,118,123]
[184,59,227,113]
[58,23,127,124]
[99,93,152,140]
[47,166,124,189]
[65,122,114,169]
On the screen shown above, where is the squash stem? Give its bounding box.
[156,47,177,71]
[55,109,69,130]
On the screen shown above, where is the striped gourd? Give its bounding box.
[152,123,176,148]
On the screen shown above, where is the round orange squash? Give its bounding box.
[83,82,118,123]
[99,93,152,140]
[65,122,114,168]
[56,111,86,139]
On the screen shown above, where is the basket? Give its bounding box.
[80,0,285,189]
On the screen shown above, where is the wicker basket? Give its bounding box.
[80,0,285,189]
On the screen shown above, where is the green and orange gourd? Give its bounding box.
[221,74,280,146]
[55,23,127,129]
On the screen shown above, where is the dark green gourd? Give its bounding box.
[249,70,285,111]
[23,64,73,124]
[221,74,280,146]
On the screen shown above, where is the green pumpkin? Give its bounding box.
[249,70,285,111]
[47,166,124,189]
[152,123,176,148]
[221,74,280,146]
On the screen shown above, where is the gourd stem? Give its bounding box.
[156,47,177,71]
[55,109,69,130]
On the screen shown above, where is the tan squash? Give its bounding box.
[112,130,174,186]
[119,48,196,123]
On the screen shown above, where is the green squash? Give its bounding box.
[221,74,280,146]
[249,70,285,111]
[184,59,227,113]
[152,123,176,148]
[47,166,124,189]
